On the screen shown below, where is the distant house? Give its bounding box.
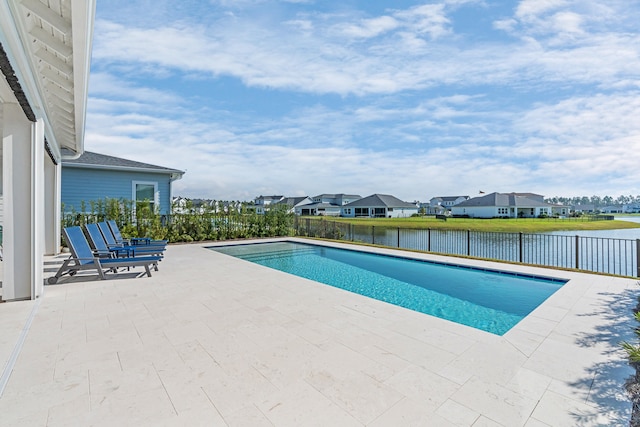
[600,205,623,214]
[624,204,640,213]
[274,196,313,214]
[341,194,419,218]
[572,204,596,214]
[451,192,555,218]
[549,203,570,216]
[312,194,362,206]
[62,151,184,215]
[254,195,284,214]
[297,193,362,216]
[427,196,469,214]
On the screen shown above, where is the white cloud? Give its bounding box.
[336,16,399,39]
[92,0,640,98]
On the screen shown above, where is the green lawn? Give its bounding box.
[318,216,640,233]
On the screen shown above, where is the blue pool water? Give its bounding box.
[211,242,566,335]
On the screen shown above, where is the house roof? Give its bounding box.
[344,194,417,208]
[313,193,361,199]
[62,151,184,179]
[455,192,552,208]
[432,196,469,202]
[275,197,312,206]
[256,195,284,201]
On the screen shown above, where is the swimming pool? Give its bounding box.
[211,241,566,335]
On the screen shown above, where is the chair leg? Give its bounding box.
[48,258,73,284]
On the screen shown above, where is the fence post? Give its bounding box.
[372,226,375,245]
[575,235,580,270]
[467,230,471,256]
[397,227,400,248]
[637,239,640,278]
[350,223,354,241]
[306,218,310,236]
[519,232,523,263]
[428,228,431,252]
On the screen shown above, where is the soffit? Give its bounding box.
[3,0,94,157]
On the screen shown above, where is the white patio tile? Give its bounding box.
[224,404,273,427]
[470,415,505,426]
[503,329,545,357]
[505,368,552,402]
[256,380,362,426]
[531,390,627,427]
[369,397,455,426]
[441,340,528,386]
[384,365,459,409]
[523,418,553,427]
[436,399,480,426]
[451,376,538,427]
[306,369,404,424]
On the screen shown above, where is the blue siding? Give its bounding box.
[61,167,173,214]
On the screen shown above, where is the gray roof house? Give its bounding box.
[296,193,363,216]
[62,151,184,215]
[274,196,314,214]
[342,194,419,218]
[451,192,555,218]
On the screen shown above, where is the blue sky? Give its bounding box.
[86,0,640,202]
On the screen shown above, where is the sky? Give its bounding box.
[86,0,640,202]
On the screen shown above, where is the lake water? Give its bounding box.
[315,217,640,276]
[548,217,640,239]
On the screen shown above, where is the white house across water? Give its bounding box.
[451,192,562,218]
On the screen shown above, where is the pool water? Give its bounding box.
[211,242,566,335]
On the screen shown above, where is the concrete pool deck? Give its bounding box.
[0,237,636,426]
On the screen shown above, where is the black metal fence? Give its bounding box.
[294,218,640,277]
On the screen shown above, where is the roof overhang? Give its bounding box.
[0,0,96,161]
[63,162,186,181]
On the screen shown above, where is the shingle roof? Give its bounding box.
[344,194,416,208]
[313,193,362,199]
[275,197,311,206]
[432,196,469,202]
[63,151,184,175]
[456,192,552,208]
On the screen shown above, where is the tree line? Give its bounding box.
[544,195,640,207]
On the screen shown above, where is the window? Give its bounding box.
[498,208,508,215]
[132,181,159,213]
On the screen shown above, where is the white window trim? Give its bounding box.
[132,181,159,209]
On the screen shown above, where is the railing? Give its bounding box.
[293,218,640,277]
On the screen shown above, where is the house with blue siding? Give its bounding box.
[62,151,184,215]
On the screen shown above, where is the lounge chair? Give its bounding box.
[48,226,162,284]
[97,222,166,252]
[107,220,168,247]
[86,223,165,257]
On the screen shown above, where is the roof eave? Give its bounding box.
[63,162,185,176]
